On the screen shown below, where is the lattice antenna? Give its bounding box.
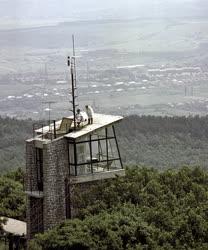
[42,101,56,131]
[67,35,78,130]
[44,62,48,85]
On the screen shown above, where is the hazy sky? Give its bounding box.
[0,0,207,21]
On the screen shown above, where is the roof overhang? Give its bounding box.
[65,113,123,140]
[32,113,123,141]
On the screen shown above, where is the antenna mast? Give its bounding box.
[68,35,78,130]
[43,101,55,131]
[72,35,77,88]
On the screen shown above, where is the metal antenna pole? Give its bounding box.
[68,35,79,131]
[72,34,75,57]
[72,35,77,88]
[71,60,76,131]
[86,61,90,103]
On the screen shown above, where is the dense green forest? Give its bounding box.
[30,167,208,250]
[1,116,208,249]
[1,167,208,249]
[2,115,208,172]
[118,115,208,169]
[0,117,33,172]
[0,168,25,250]
[0,168,25,221]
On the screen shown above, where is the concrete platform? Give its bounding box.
[70,169,125,184]
[25,191,44,198]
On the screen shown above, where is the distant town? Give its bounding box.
[1,55,208,119]
[1,18,208,119]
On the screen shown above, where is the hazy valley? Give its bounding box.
[1,18,208,119]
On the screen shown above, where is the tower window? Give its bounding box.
[36,148,43,191]
[68,125,123,176]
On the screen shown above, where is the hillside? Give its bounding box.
[1,166,207,249]
[0,117,33,172]
[117,115,208,169]
[30,167,208,250]
[2,115,208,172]
[1,115,208,249]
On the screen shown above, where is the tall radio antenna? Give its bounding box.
[42,101,56,131]
[67,35,78,130]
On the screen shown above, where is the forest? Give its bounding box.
[0,116,33,173]
[0,168,25,221]
[29,167,208,250]
[2,115,208,172]
[118,115,208,169]
[1,116,208,249]
[1,167,208,249]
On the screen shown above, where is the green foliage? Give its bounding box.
[0,116,33,173]
[0,217,7,234]
[2,115,208,172]
[31,205,158,250]
[32,167,208,250]
[0,169,25,220]
[4,167,25,185]
[117,115,208,169]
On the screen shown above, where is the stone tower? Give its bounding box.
[25,113,125,239]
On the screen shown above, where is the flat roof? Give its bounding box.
[35,113,123,140]
[65,113,123,139]
[1,217,26,236]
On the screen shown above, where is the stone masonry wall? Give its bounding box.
[26,135,123,237]
[43,137,69,231]
[25,140,39,192]
[26,140,38,239]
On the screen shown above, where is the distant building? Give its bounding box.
[25,113,124,239]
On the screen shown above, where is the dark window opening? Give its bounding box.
[30,197,44,235]
[36,148,43,191]
[65,178,71,219]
